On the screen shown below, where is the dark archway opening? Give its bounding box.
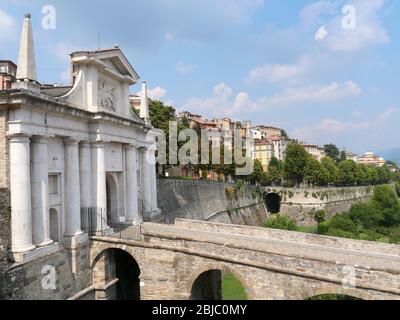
[265,193,281,214]
[114,250,141,300]
[191,270,222,300]
[190,271,247,300]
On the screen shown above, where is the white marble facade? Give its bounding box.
[7,15,159,262]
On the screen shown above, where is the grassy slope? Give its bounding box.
[222,273,247,300]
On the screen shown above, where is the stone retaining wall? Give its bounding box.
[266,186,376,226]
[156,179,269,225]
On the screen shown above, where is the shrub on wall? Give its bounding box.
[313,210,326,224]
[264,215,299,231]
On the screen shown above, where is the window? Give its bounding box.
[49,175,59,195]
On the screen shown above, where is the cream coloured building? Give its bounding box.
[357,152,385,167]
[252,139,274,172]
[302,144,326,162]
[0,15,159,263]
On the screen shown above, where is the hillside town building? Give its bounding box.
[252,139,274,172]
[358,151,386,167]
[302,144,326,162]
[0,61,17,90]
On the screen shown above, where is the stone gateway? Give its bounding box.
[0,15,159,299]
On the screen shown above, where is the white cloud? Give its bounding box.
[258,81,361,106]
[300,1,338,27]
[322,0,389,52]
[50,42,80,84]
[186,83,233,114]
[137,86,167,101]
[165,32,173,41]
[0,10,14,29]
[148,87,167,100]
[176,61,197,75]
[292,107,399,141]
[246,63,303,83]
[213,83,232,98]
[52,42,78,62]
[186,81,361,117]
[315,25,328,40]
[0,10,15,43]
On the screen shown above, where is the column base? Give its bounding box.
[64,232,89,249]
[9,244,36,254]
[9,243,60,264]
[35,239,54,248]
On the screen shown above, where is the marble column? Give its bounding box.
[64,139,83,237]
[79,142,92,232]
[149,146,158,211]
[91,142,109,233]
[125,144,141,225]
[140,147,152,213]
[31,136,52,247]
[9,134,35,253]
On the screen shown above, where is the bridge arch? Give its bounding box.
[188,264,250,300]
[300,285,373,301]
[264,192,281,214]
[92,247,141,300]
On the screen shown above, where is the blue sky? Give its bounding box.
[0,0,399,154]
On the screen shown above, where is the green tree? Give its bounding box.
[339,150,347,163]
[324,144,340,163]
[304,157,329,186]
[267,166,282,186]
[321,156,338,185]
[337,160,358,186]
[281,129,289,139]
[149,100,180,133]
[283,142,310,186]
[371,185,400,227]
[269,156,281,171]
[395,182,400,198]
[250,160,264,184]
[376,165,392,184]
[149,100,190,176]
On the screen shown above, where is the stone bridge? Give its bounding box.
[87,219,400,300]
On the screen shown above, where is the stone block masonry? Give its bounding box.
[266,186,377,226]
[156,179,269,225]
[0,190,10,299]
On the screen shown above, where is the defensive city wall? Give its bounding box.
[156,179,377,227]
[266,185,375,226]
[156,179,268,225]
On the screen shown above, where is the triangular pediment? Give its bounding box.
[71,48,140,84]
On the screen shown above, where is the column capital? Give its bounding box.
[31,135,49,144]
[64,138,81,146]
[7,133,31,142]
[125,143,139,151]
[91,141,106,149]
[79,141,92,148]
